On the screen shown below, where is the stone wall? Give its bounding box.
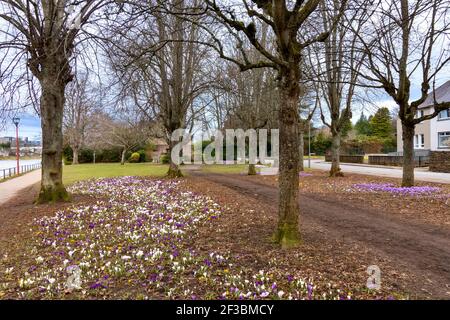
[325,155,364,164]
[430,151,450,173]
[368,155,430,167]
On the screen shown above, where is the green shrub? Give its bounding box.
[160,154,170,164]
[98,148,122,163]
[312,132,333,155]
[80,149,94,163]
[344,135,393,154]
[129,152,141,163]
[63,145,123,163]
[137,149,147,162]
[63,145,73,162]
[381,136,397,154]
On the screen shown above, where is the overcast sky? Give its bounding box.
[0,1,448,137]
[2,76,450,139]
[0,113,41,141]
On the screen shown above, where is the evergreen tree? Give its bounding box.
[355,113,372,136]
[341,117,353,138]
[370,107,393,138]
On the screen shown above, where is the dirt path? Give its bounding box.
[0,170,41,205]
[192,172,450,298]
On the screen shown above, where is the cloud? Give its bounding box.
[373,99,398,110]
[0,113,41,140]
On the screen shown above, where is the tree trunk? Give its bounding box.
[72,147,79,165]
[402,123,415,187]
[167,139,183,178]
[299,130,304,172]
[272,67,301,248]
[121,148,126,165]
[36,81,69,204]
[248,163,257,175]
[330,132,344,177]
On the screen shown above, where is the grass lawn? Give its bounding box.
[63,163,169,185]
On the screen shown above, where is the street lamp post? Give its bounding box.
[308,117,311,169]
[12,117,20,175]
[308,105,312,169]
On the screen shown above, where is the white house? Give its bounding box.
[397,81,450,152]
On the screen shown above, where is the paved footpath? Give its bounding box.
[307,160,450,184]
[0,170,41,205]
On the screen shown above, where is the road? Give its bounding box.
[306,159,450,184]
[192,171,450,298]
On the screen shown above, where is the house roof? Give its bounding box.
[419,80,450,109]
[153,138,168,146]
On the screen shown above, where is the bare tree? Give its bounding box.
[217,33,279,175]
[108,0,211,177]
[63,72,97,165]
[297,86,318,172]
[308,0,368,177]
[0,0,115,202]
[225,66,278,174]
[357,0,450,186]
[95,113,151,165]
[201,0,347,247]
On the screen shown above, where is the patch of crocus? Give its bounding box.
[299,172,313,177]
[5,177,356,300]
[353,183,441,195]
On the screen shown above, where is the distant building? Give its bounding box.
[23,147,42,156]
[0,136,42,157]
[0,136,41,147]
[0,149,8,157]
[396,80,450,152]
[152,138,169,162]
[0,137,13,145]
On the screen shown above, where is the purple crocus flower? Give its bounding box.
[149,273,158,282]
[255,280,263,287]
[203,259,212,267]
[307,284,313,300]
[89,282,105,289]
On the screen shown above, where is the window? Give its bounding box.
[438,109,450,120]
[438,132,450,148]
[414,134,425,149]
[416,110,425,118]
